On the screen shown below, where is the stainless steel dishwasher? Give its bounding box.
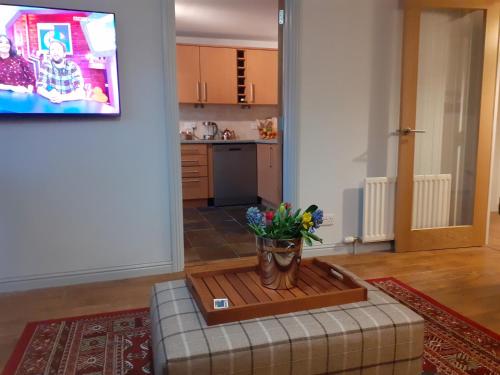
[213,143,257,206]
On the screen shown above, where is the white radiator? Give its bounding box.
[362,174,452,243]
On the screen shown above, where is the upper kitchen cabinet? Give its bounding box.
[199,47,237,104]
[176,45,201,103]
[245,49,278,105]
[176,45,237,104]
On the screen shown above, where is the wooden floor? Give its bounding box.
[1,246,500,370]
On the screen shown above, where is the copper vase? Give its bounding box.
[256,237,303,290]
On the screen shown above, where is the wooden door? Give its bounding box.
[199,47,237,104]
[395,0,500,251]
[176,45,201,103]
[246,49,278,105]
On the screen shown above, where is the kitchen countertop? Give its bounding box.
[180,139,279,145]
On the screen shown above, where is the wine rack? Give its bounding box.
[237,49,247,103]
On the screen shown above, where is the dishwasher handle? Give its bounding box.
[228,147,242,151]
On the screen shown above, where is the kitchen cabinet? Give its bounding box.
[200,47,237,104]
[176,45,201,103]
[176,45,237,104]
[245,49,278,105]
[257,143,282,207]
[181,144,214,205]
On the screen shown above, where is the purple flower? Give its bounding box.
[312,209,324,229]
[246,207,264,228]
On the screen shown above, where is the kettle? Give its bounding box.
[202,121,218,140]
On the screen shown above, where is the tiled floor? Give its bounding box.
[183,205,262,263]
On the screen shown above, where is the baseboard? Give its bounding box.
[0,261,175,293]
[303,241,393,257]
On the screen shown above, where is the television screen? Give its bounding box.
[0,4,120,115]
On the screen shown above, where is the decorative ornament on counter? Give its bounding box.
[257,118,278,140]
[222,128,236,140]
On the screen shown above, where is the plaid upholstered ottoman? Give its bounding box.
[150,266,424,375]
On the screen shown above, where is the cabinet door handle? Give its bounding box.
[269,147,272,168]
[183,159,199,164]
[196,81,201,101]
[203,82,208,102]
[183,179,201,183]
[184,170,200,174]
[250,83,255,103]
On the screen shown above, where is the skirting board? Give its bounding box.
[302,241,393,258]
[0,261,175,293]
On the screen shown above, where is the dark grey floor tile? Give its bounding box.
[211,220,244,232]
[232,242,258,257]
[183,207,203,219]
[184,205,266,263]
[185,229,227,247]
[233,216,249,226]
[201,215,236,225]
[194,245,239,261]
[197,206,226,213]
[185,247,201,262]
[219,230,254,244]
[183,220,213,231]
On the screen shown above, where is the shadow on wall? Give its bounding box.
[366,0,402,178]
[342,188,364,240]
[346,1,402,241]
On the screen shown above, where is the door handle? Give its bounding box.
[196,81,201,102]
[396,128,426,136]
[203,82,208,102]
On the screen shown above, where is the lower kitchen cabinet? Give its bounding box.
[181,144,213,206]
[257,143,282,207]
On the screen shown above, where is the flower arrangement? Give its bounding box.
[246,203,324,246]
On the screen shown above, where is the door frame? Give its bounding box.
[395,0,500,252]
[161,0,301,271]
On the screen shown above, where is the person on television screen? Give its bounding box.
[37,40,85,103]
[0,35,35,93]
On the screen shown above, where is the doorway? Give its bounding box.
[174,0,284,264]
[395,0,500,251]
[487,86,500,250]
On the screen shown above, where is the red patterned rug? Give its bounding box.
[2,308,151,375]
[369,278,500,375]
[2,280,499,375]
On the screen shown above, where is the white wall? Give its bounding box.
[296,0,403,249]
[0,0,176,291]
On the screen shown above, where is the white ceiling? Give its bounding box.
[175,0,279,42]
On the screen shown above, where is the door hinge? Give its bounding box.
[279,9,285,25]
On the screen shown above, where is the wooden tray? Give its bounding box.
[186,258,368,326]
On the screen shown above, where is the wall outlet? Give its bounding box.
[322,213,334,226]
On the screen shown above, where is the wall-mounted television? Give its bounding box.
[0,4,120,116]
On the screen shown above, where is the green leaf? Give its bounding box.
[304,236,312,247]
[305,205,318,213]
[308,232,323,243]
